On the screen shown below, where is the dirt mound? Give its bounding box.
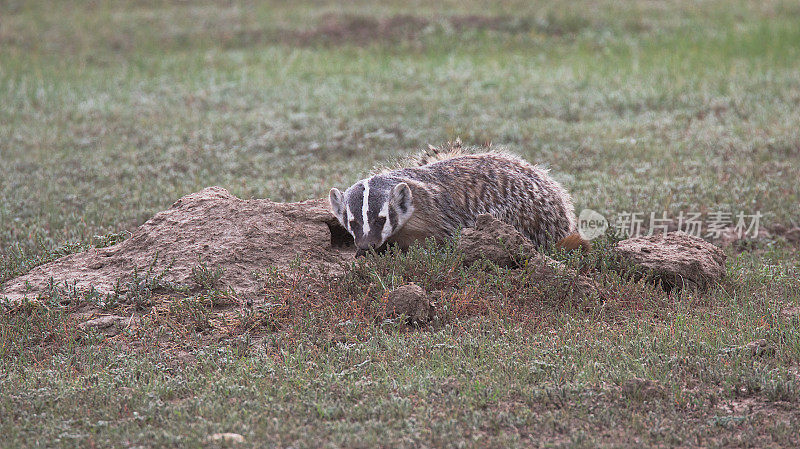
[459,214,600,300]
[0,187,355,304]
[612,231,726,291]
[458,214,537,268]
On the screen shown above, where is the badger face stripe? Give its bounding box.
[345,203,355,226]
[361,180,371,235]
[379,201,393,240]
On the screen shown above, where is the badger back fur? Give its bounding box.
[329,145,577,255]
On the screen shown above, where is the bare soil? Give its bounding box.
[225,13,564,49]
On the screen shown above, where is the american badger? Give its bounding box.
[329,143,588,256]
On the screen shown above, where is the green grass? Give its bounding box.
[2,0,800,447]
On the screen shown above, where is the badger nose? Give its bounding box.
[355,241,389,258]
[355,244,373,258]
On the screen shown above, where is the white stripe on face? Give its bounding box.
[379,201,393,241]
[345,203,355,231]
[361,180,371,235]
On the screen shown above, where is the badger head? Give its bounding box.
[329,177,414,257]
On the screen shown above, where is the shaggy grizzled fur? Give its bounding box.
[329,143,578,255]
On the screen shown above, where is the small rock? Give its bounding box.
[207,433,245,443]
[382,283,434,326]
[613,231,726,291]
[78,315,127,335]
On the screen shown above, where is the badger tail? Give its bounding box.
[556,233,592,252]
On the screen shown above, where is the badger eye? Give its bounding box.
[375,217,386,228]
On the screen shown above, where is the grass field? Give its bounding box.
[2,0,800,447]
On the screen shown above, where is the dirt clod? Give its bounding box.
[458,214,600,300]
[382,283,434,326]
[458,214,537,268]
[613,231,726,291]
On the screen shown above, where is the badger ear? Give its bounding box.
[329,188,346,225]
[390,182,414,219]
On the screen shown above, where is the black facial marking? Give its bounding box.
[348,183,365,219]
[349,219,363,239]
[366,215,386,242]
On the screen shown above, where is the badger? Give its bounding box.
[329,142,588,257]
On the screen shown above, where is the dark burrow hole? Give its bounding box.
[328,221,354,248]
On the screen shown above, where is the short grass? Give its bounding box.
[2,0,800,447]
